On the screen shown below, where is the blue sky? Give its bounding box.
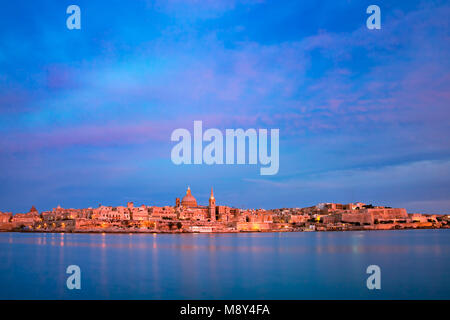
[0,0,449,213]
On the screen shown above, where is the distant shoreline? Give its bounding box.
[1,226,447,235]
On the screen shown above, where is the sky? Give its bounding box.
[0,0,449,213]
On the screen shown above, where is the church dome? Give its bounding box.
[181,187,197,207]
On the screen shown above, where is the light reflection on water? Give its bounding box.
[0,230,449,299]
[2,231,444,255]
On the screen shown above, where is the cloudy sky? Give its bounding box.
[0,0,449,213]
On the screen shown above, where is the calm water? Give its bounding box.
[0,230,449,299]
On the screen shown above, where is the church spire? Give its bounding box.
[209,187,216,221]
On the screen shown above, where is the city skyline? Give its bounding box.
[3,184,445,234]
[0,0,449,214]
[0,184,443,216]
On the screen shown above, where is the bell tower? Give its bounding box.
[209,187,216,221]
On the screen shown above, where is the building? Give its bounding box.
[181,187,198,207]
[0,212,12,223]
[209,188,216,221]
[321,207,408,225]
[11,206,41,226]
[176,186,218,221]
[130,205,149,221]
[149,206,177,219]
[92,205,130,221]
